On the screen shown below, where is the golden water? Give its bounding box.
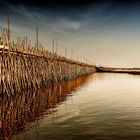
[2,73,140,140]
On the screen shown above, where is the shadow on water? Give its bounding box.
[0,75,92,140]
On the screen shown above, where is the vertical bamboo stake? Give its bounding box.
[81,56,82,62]
[56,37,59,54]
[52,39,54,54]
[77,54,79,61]
[71,49,73,60]
[65,48,67,58]
[36,27,39,49]
[25,36,27,48]
[7,10,10,44]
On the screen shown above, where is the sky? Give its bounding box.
[0,0,140,67]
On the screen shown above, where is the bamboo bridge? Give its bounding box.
[0,27,96,97]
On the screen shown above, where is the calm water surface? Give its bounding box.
[13,73,140,140]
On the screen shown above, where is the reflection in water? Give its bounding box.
[12,73,140,140]
[0,75,91,140]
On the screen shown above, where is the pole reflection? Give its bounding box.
[0,75,91,140]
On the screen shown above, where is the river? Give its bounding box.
[4,73,140,140]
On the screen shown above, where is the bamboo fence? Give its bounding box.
[0,28,96,97]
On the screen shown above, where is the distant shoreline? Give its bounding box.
[96,66,140,75]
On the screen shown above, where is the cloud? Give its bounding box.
[0,3,87,36]
[0,0,114,35]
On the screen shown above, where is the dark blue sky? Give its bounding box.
[1,0,140,67]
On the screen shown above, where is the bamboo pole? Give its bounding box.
[52,39,54,54]
[36,27,38,49]
[56,37,59,54]
[7,11,10,44]
[71,49,73,60]
[65,48,67,58]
